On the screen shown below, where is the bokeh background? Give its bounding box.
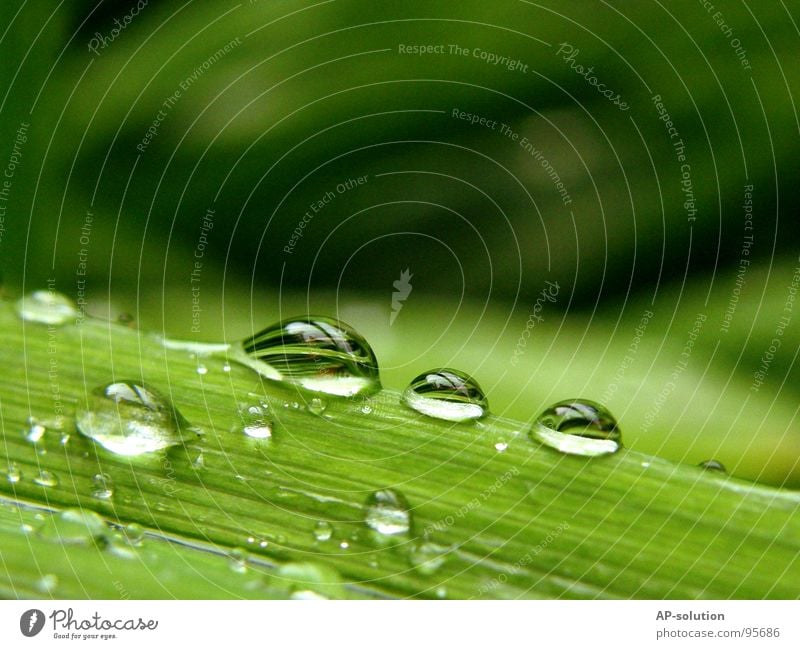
[1,0,799,485]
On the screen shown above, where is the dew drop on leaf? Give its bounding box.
[36,508,107,545]
[409,540,448,575]
[529,399,621,457]
[239,316,381,397]
[24,417,46,443]
[313,520,333,542]
[33,470,59,487]
[364,489,412,537]
[76,380,194,456]
[240,404,273,439]
[699,459,726,472]
[91,473,114,500]
[6,463,21,484]
[16,290,79,325]
[402,368,488,422]
[307,397,327,416]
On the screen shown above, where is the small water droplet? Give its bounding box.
[360,403,373,414]
[35,574,59,594]
[229,548,248,573]
[196,364,208,376]
[76,381,194,456]
[495,441,508,452]
[259,540,268,548]
[240,404,272,439]
[435,586,447,599]
[33,470,58,487]
[37,508,107,545]
[339,540,349,549]
[239,316,381,397]
[16,290,79,325]
[91,473,114,500]
[222,362,232,373]
[699,459,726,472]
[278,562,345,600]
[6,463,22,484]
[402,368,488,422]
[313,520,333,542]
[409,541,448,575]
[124,523,145,545]
[529,399,621,457]
[364,489,412,537]
[24,417,46,443]
[308,397,327,416]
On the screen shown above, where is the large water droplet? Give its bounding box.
[529,399,621,457]
[16,290,79,325]
[313,520,333,542]
[700,459,726,472]
[402,368,488,422]
[37,508,107,545]
[91,473,114,500]
[364,489,411,537]
[307,397,327,416]
[33,470,59,487]
[278,562,345,600]
[239,316,380,397]
[76,381,194,456]
[240,405,273,439]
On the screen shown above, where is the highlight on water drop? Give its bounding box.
[364,488,412,538]
[402,368,488,422]
[699,459,727,472]
[529,399,621,457]
[76,380,195,456]
[238,316,381,397]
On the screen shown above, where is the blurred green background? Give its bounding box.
[1,0,799,485]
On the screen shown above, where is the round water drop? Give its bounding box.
[313,520,333,542]
[229,548,248,574]
[241,405,272,439]
[196,364,208,376]
[278,562,345,600]
[700,459,726,472]
[6,463,21,484]
[24,417,46,443]
[495,441,508,452]
[409,540,448,575]
[76,381,193,456]
[402,368,488,422]
[239,316,381,397]
[36,574,59,594]
[91,473,114,500]
[124,523,145,545]
[33,470,58,487]
[37,509,107,545]
[529,399,621,457]
[364,489,412,537]
[16,290,79,325]
[307,397,327,416]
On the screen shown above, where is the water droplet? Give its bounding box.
[124,523,145,545]
[364,489,411,537]
[360,403,373,414]
[76,381,194,456]
[529,399,621,457]
[239,316,381,397]
[35,574,59,594]
[37,508,107,545]
[409,541,448,575]
[308,397,327,416]
[16,290,78,325]
[196,364,208,376]
[402,368,488,422]
[91,473,114,500]
[222,362,232,373]
[339,540,349,549]
[24,417,46,443]
[240,405,272,439]
[495,441,508,452]
[278,562,345,600]
[435,586,447,599]
[229,548,248,573]
[6,463,22,484]
[259,540,268,548]
[700,459,726,472]
[33,470,58,487]
[313,520,333,542]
